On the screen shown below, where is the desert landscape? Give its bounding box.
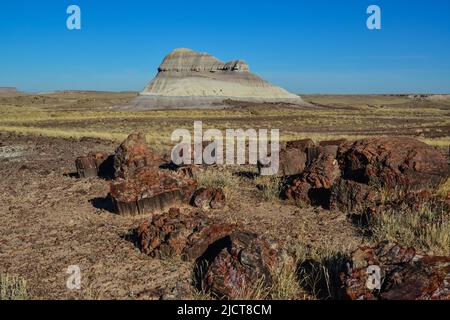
[1,89,449,300]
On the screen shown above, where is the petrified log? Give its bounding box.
[114,132,164,179]
[110,168,197,216]
[191,187,226,210]
[258,139,320,177]
[337,137,450,190]
[203,231,285,299]
[329,178,381,212]
[137,207,235,260]
[75,151,110,178]
[286,150,341,207]
[340,242,450,300]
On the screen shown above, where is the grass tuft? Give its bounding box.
[0,274,28,300]
[194,168,241,204]
[254,176,282,202]
[369,201,450,256]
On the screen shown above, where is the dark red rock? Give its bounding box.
[303,152,340,189]
[203,231,284,299]
[337,137,449,191]
[278,148,308,177]
[259,139,318,177]
[75,151,110,178]
[329,178,381,212]
[319,139,347,147]
[137,208,235,260]
[285,180,312,205]
[110,168,197,216]
[191,187,226,210]
[114,132,164,179]
[286,151,341,207]
[340,242,450,300]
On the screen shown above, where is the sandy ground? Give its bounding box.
[0,132,365,300]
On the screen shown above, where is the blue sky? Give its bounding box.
[1,0,449,93]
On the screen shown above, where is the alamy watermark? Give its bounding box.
[66,265,81,290]
[66,5,381,31]
[66,5,81,30]
[367,5,382,30]
[171,121,280,176]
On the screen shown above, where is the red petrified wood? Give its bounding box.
[75,151,110,178]
[110,168,197,216]
[340,241,450,300]
[204,231,284,299]
[137,208,235,260]
[113,132,164,179]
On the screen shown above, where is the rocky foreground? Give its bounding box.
[73,132,450,300]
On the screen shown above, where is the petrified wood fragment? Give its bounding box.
[191,187,226,210]
[137,207,235,260]
[110,168,197,216]
[203,231,285,299]
[340,241,450,300]
[114,132,164,179]
[75,151,110,178]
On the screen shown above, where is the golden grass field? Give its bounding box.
[0,91,449,150]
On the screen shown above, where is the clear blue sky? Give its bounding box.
[1,0,449,93]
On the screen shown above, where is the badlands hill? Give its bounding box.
[123,48,307,110]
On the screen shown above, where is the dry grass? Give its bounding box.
[292,243,350,300]
[0,274,28,300]
[194,168,241,204]
[436,178,450,198]
[254,176,282,202]
[369,201,450,256]
[268,256,303,300]
[1,92,449,148]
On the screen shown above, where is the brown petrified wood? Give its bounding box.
[113,132,164,179]
[286,149,341,207]
[203,231,285,299]
[137,207,235,260]
[75,151,110,178]
[337,137,449,190]
[191,187,226,210]
[340,241,450,300]
[110,168,197,216]
[258,139,321,177]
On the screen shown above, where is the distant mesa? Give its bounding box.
[0,87,18,93]
[121,48,307,110]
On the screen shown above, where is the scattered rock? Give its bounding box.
[340,241,450,300]
[191,187,226,210]
[337,137,449,191]
[110,168,197,216]
[203,231,285,299]
[113,132,164,179]
[75,151,111,178]
[286,149,341,207]
[137,207,287,300]
[259,139,319,177]
[329,179,381,212]
[277,147,308,177]
[137,208,235,261]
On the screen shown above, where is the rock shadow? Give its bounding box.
[297,253,348,300]
[90,194,115,213]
